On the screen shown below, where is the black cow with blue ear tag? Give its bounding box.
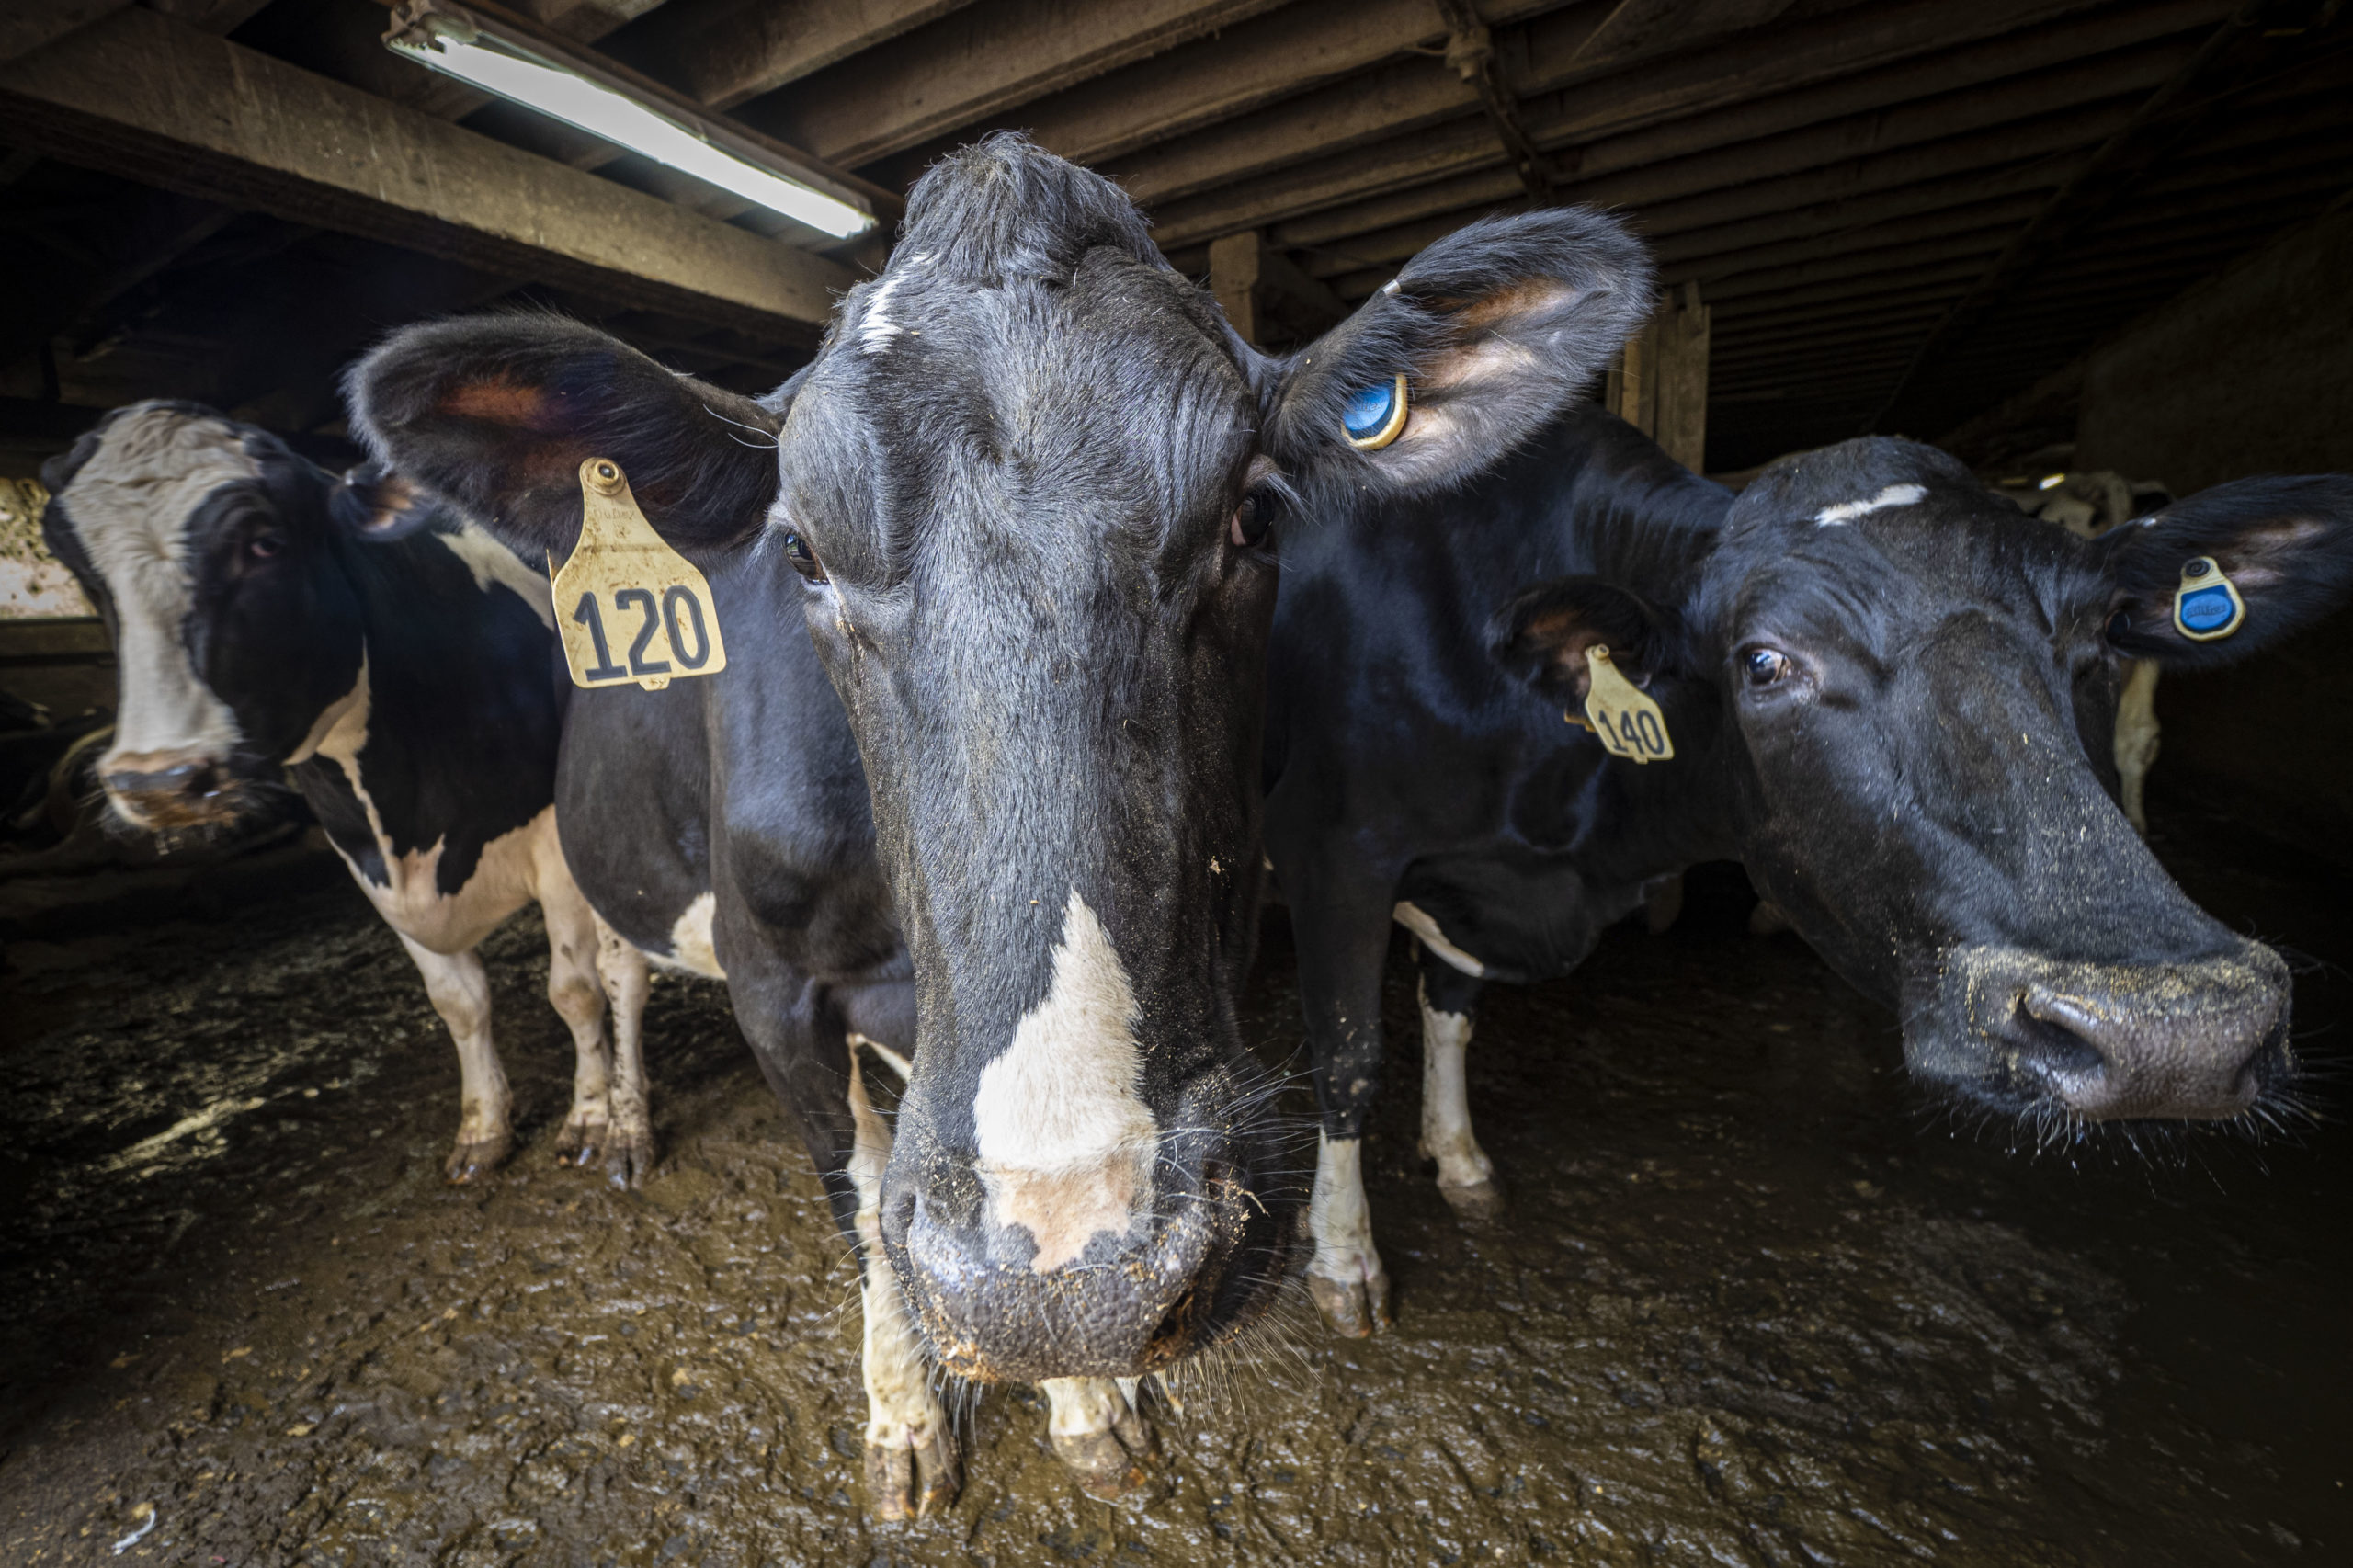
[1265,415,2353,1337]
[40,401,654,1186]
[342,132,1652,1517]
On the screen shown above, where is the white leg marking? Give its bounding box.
[532,827,612,1154]
[593,914,654,1170]
[848,1032,912,1082]
[397,935,508,1176]
[972,891,1156,1272]
[1417,979,1495,1195]
[847,1051,955,1515]
[2115,660,2161,837]
[1392,902,1484,977]
[1308,1131,1385,1294]
[1040,1376,1154,1496]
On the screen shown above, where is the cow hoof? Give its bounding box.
[442,1134,511,1184]
[602,1131,654,1189]
[866,1426,961,1521]
[553,1119,607,1167]
[1438,1176,1506,1223]
[1051,1394,1158,1501]
[1307,1267,1392,1338]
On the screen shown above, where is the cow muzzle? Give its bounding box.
[1935,943,2291,1120]
[881,1128,1290,1384]
[100,748,241,831]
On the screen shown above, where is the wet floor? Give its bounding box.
[2,800,2347,1567]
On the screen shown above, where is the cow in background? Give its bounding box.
[41,402,653,1184]
[345,134,1654,1515]
[1267,408,2353,1336]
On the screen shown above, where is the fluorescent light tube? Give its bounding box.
[386,17,873,240]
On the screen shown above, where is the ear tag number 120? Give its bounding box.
[550,457,727,692]
[1581,645,1674,764]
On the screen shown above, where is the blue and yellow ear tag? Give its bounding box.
[2172,555,2245,642]
[1341,373,1409,450]
[1577,646,1674,763]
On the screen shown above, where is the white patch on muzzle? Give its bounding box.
[66,405,256,771]
[1813,483,1926,526]
[972,891,1157,1272]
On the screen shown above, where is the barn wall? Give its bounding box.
[2075,208,2353,868]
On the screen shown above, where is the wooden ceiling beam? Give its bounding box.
[744,0,1293,171]
[627,0,979,111]
[0,5,850,335]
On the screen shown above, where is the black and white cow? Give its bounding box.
[343,135,1654,1515]
[1266,410,2353,1333]
[40,402,652,1184]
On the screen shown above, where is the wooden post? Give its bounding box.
[1653,280,1711,472]
[1209,231,1265,347]
[1608,320,1657,439]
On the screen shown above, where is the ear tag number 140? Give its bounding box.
[1581,645,1674,764]
[550,457,728,691]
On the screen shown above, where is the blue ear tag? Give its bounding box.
[1341,372,1409,450]
[2172,556,2245,642]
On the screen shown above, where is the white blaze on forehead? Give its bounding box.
[68,404,257,762]
[1813,483,1927,526]
[436,524,554,629]
[972,891,1158,1272]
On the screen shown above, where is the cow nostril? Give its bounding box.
[2009,993,2109,1080]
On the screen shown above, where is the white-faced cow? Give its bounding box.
[40,402,652,1183]
[1267,412,2353,1334]
[342,134,1653,1515]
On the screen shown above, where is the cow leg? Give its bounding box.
[592,915,655,1187]
[397,935,510,1183]
[1415,942,1500,1221]
[2115,660,2161,836]
[1287,867,1396,1337]
[843,1039,960,1519]
[1040,1377,1156,1500]
[537,867,615,1169]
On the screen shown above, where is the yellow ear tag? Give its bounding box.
[2171,555,2245,642]
[549,457,728,692]
[1581,645,1673,763]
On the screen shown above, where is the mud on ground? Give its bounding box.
[1,803,2347,1566]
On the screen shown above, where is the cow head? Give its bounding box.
[40,403,372,835]
[1497,438,2353,1128]
[345,134,1650,1381]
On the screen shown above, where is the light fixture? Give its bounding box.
[2038,472,2067,490]
[383,1,877,240]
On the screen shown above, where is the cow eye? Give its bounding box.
[1741,647,1791,687]
[246,532,285,561]
[2105,608,2133,643]
[1230,484,1283,550]
[780,528,827,583]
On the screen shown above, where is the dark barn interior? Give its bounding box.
[3,2,2351,1563]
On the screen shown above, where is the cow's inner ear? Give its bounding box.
[1490,577,1674,704]
[2097,474,2353,669]
[1263,209,1653,499]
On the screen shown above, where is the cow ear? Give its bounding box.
[1263,208,1652,503]
[2097,475,2353,669]
[343,314,783,561]
[329,463,438,540]
[1490,577,1678,703]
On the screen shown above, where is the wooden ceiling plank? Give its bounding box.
[1143,0,2220,249]
[1268,47,2183,256]
[1565,0,1796,70]
[0,5,850,335]
[1118,0,2154,220]
[747,0,1294,171]
[637,0,980,111]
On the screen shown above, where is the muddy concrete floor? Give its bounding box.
[2,801,2347,1568]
